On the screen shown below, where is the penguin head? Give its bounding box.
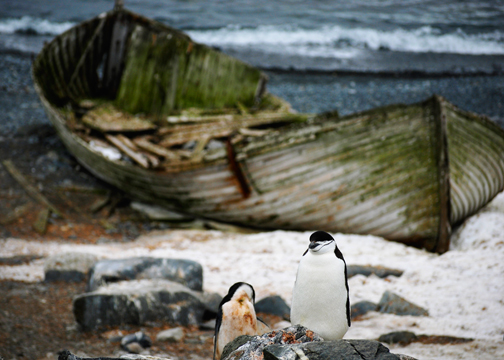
[308,230,337,255]
[220,282,256,308]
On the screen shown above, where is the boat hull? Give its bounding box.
[32,7,504,253]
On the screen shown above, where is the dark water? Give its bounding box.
[2,0,504,74]
[1,0,503,121]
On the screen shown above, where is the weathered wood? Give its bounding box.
[89,192,111,213]
[133,137,180,160]
[82,103,156,132]
[31,5,504,253]
[105,134,150,168]
[2,160,64,217]
[68,17,106,94]
[0,204,31,225]
[115,23,266,116]
[158,112,306,148]
[32,208,50,234]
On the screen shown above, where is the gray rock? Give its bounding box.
[347,265,403,279]
[377,291,429,316]
[87,257,203,292]
[378,331,418,345]
[263,340,401,360]
[200,291,223,317]
[121,331,152,350]
[73,279,213,331]
[44,252,100,283]
[156,327,185,342]
[350,300,378,319]
[221,325,417,360]
[255,296,291,320]
[396,355,419,360]
[222,324,323,360]
[57,350,170,360]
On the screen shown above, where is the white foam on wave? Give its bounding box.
[187,24,504,56]
[0,16,74,36]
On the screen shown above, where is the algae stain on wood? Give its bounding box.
[115,25,264,117]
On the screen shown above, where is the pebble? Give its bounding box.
[156,327,185,342]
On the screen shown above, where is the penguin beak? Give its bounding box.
[309,241,319,250]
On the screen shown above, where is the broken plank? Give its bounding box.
[2,160,65,217]
[33,207,50,234]
[116,134,139,151]
[105,134,150,168]
[190,135,211,162]
[0,203,31,225]
[133,137,180,160]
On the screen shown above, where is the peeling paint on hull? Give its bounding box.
[32,6,504,253]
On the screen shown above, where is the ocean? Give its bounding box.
[1,0,504,122]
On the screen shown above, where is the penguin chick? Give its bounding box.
[290,230,350,340]
[214,282,267,360]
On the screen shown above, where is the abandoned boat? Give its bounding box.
[32,4,504,253]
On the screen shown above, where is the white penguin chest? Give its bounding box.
[291,251,348,340]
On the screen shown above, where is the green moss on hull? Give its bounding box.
[115,25,264,117]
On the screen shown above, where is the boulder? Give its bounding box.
[57,350,169,360]
[378,331,418,345]
[264,340,401,360]
[222,324,322,360]
[347,265,403,279]
[255,296,291,320]
[73,279,214,331]
[377,291,429,316]
[44,252,100,282]
[221,325,417,360]
[87,257,203,291]
[350,300,378,319]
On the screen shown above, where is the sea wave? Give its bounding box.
[187,24,504,56]
[0,16,75,36]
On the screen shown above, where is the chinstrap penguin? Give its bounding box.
[213,282,269,360]
[290,230,350,340]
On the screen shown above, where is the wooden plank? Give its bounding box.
[33,208,50,234]
[2,160,65,218]
[133,137,180,160]
[105,134,149,168]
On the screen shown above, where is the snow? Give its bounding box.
[1,192,504,359]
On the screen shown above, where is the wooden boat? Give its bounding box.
[32,3,504,253]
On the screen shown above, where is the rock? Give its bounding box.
[350,300,378,319]
[255,296,291,320]
[347,265,403,279]
[87,257,203,292]
[123,342,146,355]
[263,340,401,360]
[57,350,169,360]
[221,325,417,360]
[222,324,323,360]
[378,331,418,345]
[156,327,185,342]
[397,355,419,360]
[44,252,100,282]
[131,201,194,222]
[200,291,223,319]
[377,291,429,316]
[121,331,152,350]
[73,279,214,330]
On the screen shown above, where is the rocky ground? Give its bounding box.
[0,52,224,360]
